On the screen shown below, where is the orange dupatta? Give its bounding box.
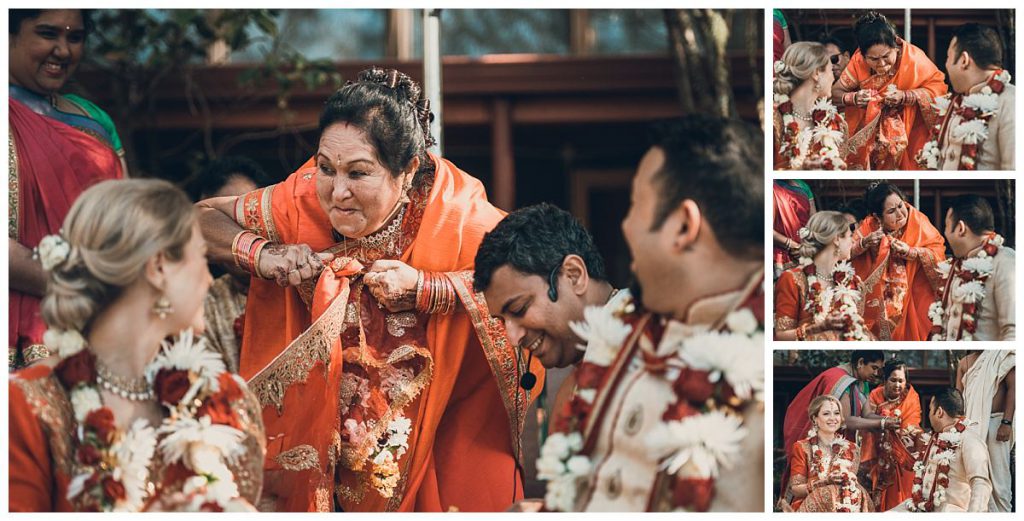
[840,39,947,170]
[238,154,542,511]
[860,385,921,511]
[850,206,945,341]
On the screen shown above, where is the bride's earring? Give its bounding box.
[153,294,174,320]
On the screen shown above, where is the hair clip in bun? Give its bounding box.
[798,227,811,240]
[34,233,72,272]
[774,60,788,74]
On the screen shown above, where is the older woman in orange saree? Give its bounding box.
[860,359,922,511]
[198,68,542,512]
[833,12,947,170]
[850,184,946,341]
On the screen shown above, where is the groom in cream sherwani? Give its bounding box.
[937,23,1014,170]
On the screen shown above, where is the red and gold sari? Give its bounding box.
[850,206,945,341]
[236,153,542,512]
[783,437,874,512]
[839,39,947,170]
[8,94,124,367]
[860,385,922,511]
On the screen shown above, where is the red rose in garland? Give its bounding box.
[101,476,127,501]
[85,408,117,443]
[55,349,97,388]
[154,368,192,406]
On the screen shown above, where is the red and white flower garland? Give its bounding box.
[798,255,869,341]
[539,291,763,511]
[907,418,969,512]
[917,70,1011,170]
[808,436,862,512]
[775,93,847,170]
[928,233,1002,341]
[47,327,250,512]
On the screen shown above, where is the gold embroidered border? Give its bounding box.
[9,131,19,240]
[12,374,76,477]
[447,270,526,457]
[22,344,51,365]
[248,282,350,414]
[915,248,945,293]
[260,185,280,242]
[231,375,267,504]
[275,444,321,472]
[844,112,881,161]
[236,186,277,241]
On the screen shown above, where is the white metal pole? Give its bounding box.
[423,9,444,155]
[904,9,911,43]
[914,179,920,209]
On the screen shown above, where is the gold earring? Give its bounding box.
[153,295,174,320]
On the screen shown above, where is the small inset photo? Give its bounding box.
[773,349,1015,512]
[773,179,1015,341]
[772,9,1015,171]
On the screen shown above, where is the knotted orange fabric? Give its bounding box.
[840,39,947,170]
[238,153,543,511]
[850,206,945,341]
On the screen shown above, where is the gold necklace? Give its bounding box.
[95,360,155,402]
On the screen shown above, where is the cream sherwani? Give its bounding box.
[937,74,1014,170]
[940,245,1015,341]
[578,273,763,512]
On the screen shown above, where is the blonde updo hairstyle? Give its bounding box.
[41,179,197,334]
[774,41,830,96]
[808,394,843,426]
[797,210,850,259]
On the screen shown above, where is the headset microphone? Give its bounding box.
[519,351,537,390]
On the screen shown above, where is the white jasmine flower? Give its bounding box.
[544,475,579,512]
[962,256,994,275]
[43,328,86,358]
[577,388,596,404]
[566,431,583,452]
[646,411,747,478]
[936,260,952,279]
[570,304,632,367]
[36,234,71,271]
[725,308,758,335]
[540,432,571,461]
[963,92,999,114]
[952,119,990,145]
[536,453,566,481]
[953,280,986,303]
[111,419,157,510]
[678,331,763,401]
[386,416,412,454]
[159,415,246,465]
[565,455,592,476]
[70,387,103,422]
[932,95,952,115]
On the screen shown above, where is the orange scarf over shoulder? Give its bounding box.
[851,207,945,341]
[841,39,947,169]
[239,154,542,512]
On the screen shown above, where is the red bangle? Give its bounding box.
[232,230,267,276]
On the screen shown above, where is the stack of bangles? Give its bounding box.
[841,92,858,107]
[232,230,270,278]
[415,271,456,314]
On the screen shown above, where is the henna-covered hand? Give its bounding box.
[364,259,419,312]
[257,243,334,287]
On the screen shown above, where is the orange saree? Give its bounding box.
[237,153,542,512]
[840,39,947,170]
[851,207,945,341]
[860,385,921,511]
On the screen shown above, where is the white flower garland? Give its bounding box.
[775,94,847,170]
[929,234,1003,341]
[918,70,1011,170]
[907,419,969,512]
[540,294,762,511]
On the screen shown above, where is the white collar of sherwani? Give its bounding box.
[655,267,763,356]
